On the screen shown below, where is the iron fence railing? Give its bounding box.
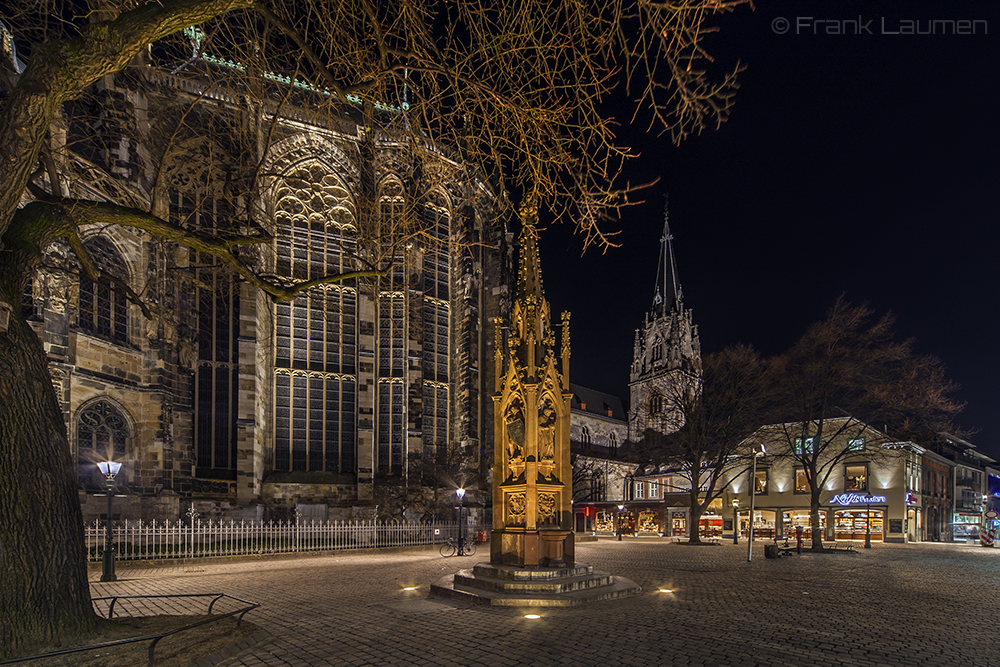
[84,519,489,562]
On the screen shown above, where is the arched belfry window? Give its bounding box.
[649,393,663,416]
[78,236,129,345]
[271,160,358,474]
[76,399,130,488]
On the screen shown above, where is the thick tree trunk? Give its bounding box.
[688,490,703,543]
[0,295,99,657]
[810,490,824,550]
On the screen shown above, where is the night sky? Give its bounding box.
[539,1,1000,458]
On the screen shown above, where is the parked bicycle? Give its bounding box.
[439,535,477,557]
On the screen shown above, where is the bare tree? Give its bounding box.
[625,344,771,543]
[762,296,964,549]
[0,0,747,654]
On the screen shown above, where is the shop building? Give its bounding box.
[929,433,996,542]
[730,419,923,544]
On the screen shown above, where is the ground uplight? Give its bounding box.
[524,614,541,619]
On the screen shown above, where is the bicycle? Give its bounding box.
[439,536,477,557]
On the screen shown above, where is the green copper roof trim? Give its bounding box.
[180,26,405,114]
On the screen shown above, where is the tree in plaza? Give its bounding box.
[762,296,964,549]
[625,344,772,543]
[0,0,748,654]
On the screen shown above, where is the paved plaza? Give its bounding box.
[90,539,1000,666]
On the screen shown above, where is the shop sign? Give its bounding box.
[831,493,887,506]
[906,493,918,505]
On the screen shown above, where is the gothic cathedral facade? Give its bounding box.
[21,58,510,523]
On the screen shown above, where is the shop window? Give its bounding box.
[848,438,865,451]
[845,464,867,492]
[794,467,810,494]
[793,437,814,456]
[754,469,769,495]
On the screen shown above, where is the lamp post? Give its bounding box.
[617,504,625,541]
[456,488,466,552]
[96,460,122,582]
[732,498,740,544]
[864,493,873,549]
[748,444,765,562]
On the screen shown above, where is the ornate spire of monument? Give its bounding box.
[516,196,544,304]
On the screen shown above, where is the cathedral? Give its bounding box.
[17,44,510,523]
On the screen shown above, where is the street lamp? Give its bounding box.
[617,504,625,541]
[748,444,765,562]
[456,488,466,552]
[864,493,873,549]
[732,498,740,545]
[96,460,122,582]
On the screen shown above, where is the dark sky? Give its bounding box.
[539,1,1000,458]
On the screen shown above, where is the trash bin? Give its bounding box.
[764,544,778,558]
[477,530,488,543]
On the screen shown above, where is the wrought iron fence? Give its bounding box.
[84,519,489,562]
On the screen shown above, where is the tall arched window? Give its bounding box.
[272,160,358,473]
[608,431,618,454]
[166,141,241,478]
[78,237,129,345]
[420,192,451,464]
[649,393,663,416]
[581,425,592,445]
[77,399,130,488]
[376,176,407,473]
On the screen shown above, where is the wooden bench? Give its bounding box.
[828,542,856,553]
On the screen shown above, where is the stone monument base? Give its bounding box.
[430,562,641,607]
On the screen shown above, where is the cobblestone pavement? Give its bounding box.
[90,539,1000,666]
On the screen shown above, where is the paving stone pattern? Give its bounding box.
[90,540,1000,666]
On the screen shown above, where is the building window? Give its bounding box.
[635,481,645,499]
[78,236,129,345]
[793,437,815,456]
[649,481,659,499]
[171,190,242,478]
[845,464,868,492]
[77,399,129,489]
[848,438,866,451]
[581,425,592,445]
[608,430,618,454]
[754,469,769,495]
[271,161,358,473]
[378,379,405,473]
[649,393,663,416]
[795,467,810,494]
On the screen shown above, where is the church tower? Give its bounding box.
[627,202,702,443]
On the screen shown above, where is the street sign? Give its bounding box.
[986,510,998,519]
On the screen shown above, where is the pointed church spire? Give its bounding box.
[652,196,682,318]
[516,196,544,303]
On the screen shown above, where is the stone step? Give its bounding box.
[430,567,642,607]
[454,568,614,594]
[471,562,595,581]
